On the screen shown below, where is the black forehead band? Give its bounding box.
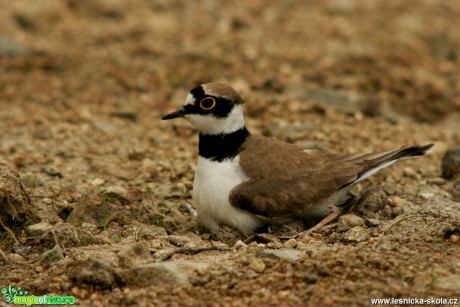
[191,85,206,100]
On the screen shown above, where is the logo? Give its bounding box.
[1,284,76,305]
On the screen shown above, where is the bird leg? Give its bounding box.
[301,206,341,236]
[302,194,356,236]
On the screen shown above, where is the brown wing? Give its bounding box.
[229,135,359,217]
[229,135,432,217]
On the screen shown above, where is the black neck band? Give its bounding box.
[199,127,249,162]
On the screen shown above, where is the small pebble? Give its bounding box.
[35,265,45,273]
[427,177,445,185]
[39,245,64,264]
[266,241,283,249]
[99,237,111,244]
[419,192,434,199]
[26,222,52,237]
[383,181,398,195]
[12,248,28,260]
[343,226,370,242]
[337,214,365,232]
[105,186,128,197]
[91,178,105,186]
[249,257,266,273]
[388,196,407,207]
[449,234,459,244]
[441,149,460,179]
[283,238,298,248]
[365,218,381,227]
[402,167,419,179]
[7,253,24,263]
[201,234,211,240]
[167,235,192,245]
[355,188,388,218]
[233,240,247,250]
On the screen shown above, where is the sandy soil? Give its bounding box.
[1,0,459,306]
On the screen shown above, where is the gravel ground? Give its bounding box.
[1,1,459,306]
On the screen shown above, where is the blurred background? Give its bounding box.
[1,0,459,122]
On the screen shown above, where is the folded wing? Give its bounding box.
[229,135,432,217]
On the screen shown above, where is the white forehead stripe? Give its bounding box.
[184,93,195,106]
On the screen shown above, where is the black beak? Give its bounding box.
[161,108,188,120]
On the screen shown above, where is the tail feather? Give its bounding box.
[389,143,434,160]
[338,144,434,189]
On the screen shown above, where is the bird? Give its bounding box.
[162,83,433,240]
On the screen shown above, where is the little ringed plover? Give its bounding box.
[162,83,433,239]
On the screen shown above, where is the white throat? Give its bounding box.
[186,104,245,135]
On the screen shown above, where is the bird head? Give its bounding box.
[162,83,245,135]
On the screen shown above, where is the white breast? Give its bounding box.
[192,156,262,235]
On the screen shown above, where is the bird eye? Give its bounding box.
[199,97,216,110]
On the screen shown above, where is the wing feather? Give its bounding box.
[230,135,358,217]
[230,135,432,217]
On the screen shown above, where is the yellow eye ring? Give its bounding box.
[199,97,216,110]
